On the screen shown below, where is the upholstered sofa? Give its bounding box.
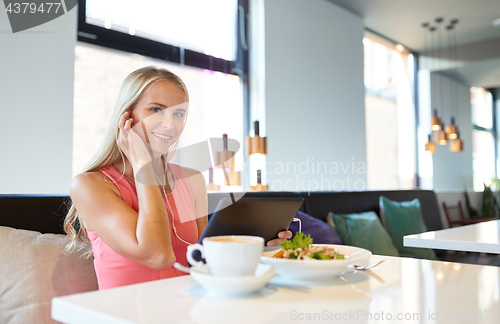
[0,195,98,324]
[0,191,497,323]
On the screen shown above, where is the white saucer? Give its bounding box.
[190,263,277,296]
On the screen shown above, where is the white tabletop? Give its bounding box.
[404,220,500,254]
[52,255,500,324]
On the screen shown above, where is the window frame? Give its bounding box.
[77,0,249,78]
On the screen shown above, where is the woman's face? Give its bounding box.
[129,80,188,156]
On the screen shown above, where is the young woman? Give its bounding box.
[65,67,290,290]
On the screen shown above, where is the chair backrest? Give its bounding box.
[442,201,465,227]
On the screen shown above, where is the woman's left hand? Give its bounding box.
[266,230,293,247]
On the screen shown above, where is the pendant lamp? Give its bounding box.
[424,134,436,153]
[249,169,268,191]
[246,121,267,155]
[431,109,442,131]
[206,167,220,191]
[450,132,464,152]
[436,123,447,145]
[445,117,458,139]
[215,134,241,187]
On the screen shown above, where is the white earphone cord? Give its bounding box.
[154,158,195,246]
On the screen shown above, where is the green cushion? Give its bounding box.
[327,211,399,256]
[379,196,438,260]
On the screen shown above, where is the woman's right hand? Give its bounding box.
[117,111,152,174]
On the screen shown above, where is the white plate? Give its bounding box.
[190,263,277,296]
[260,244,371,280]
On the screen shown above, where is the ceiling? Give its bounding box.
[328,0,500,89]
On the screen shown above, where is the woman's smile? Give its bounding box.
[151,132,173,142]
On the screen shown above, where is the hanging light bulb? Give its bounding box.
[436,122,447,144]
[445,117,458,139]
[425,134,436,153]
[450,131,464,152]
[431,109,442,131]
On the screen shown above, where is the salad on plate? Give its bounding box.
[261,233,371,280]
[273,232,347,260]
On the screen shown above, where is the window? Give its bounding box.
[85,0,237,61]
[471,87,496,191]
[363,35,417,190]
[78,0,248,75]
[74,1,248,189]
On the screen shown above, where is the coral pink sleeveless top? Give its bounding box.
[86,164,199,290]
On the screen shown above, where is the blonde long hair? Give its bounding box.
[64,66,189,257]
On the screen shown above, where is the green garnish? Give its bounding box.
[278,232,346,260]
[280,232,313,250]
[310,252,333,260]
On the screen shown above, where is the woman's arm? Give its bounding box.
[71,169,176,270]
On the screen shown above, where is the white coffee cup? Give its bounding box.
[186,235,264,276]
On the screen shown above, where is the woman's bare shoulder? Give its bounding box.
[70,171,121,198]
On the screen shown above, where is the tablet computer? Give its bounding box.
[198,197,304,243]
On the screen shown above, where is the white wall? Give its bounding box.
[0,9,77,194]
[430,73,474,191]
[262,0,366,192]
[418,70,474,191]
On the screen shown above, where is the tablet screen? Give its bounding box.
[199,197,304,243]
